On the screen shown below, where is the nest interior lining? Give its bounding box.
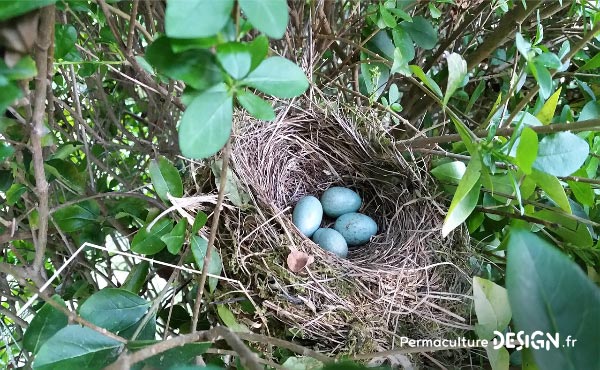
[222,99,471,352]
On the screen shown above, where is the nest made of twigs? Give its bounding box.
[214,97,471,354]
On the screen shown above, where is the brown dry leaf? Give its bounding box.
[286,249,314,273]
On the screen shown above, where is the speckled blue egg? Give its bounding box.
[334,212,378,246]
[320,187,362,218]
[312,228,348,258]
[292,196,323,238]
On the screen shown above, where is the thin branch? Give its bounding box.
[31,5,55,277]
[401,119,600,149]
[192,139,232,329]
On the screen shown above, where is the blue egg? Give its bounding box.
[334,213,377,246]
[312,228,348,258]
[292,196,323,238]
[320,187,362,218]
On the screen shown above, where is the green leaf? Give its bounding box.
[149,156,183,202]
[442,158,481,237]
[53,201,100,232]
[567,169,594,207]
[216,305,250,333]
[121,261,150,294]
[282,356,324,370]
[54,24,77,60]
[33,325,121,370]
[0,56,37,80]
[536,87,562,125]
[531,61,552,100]
[211,159,250,208]
[6,183,26,205]
[360,55,390,100]
[530,169,571,213]
[536,52,562,69]
[236,89,276,120]
[444,52,467,106]
[0,142,15,161]
[391,47,411,76]
[400,16,437,50]
[79,288,150,333]
[248,35,269,71]
[515,127,538,174]
[486,347,510,370]
[44,158,86,194]
[238,0,288,39]
[131,218,173,255]
[0,0,56,21]
[578,51,600,71]
[162,219,186,255]
[23,296,68,355]
[515,32,532,61]
[216,42,253,79]
[127,341,212,368]
[506,229,600,370]
[466,80,486,114]
[145,37,222,91]
[0,82,22,114]
[191,211,208,235]
[165,0,234,38]
[531,208,593,247]
[532,132,589,177]
[430,161,466,185]
[241,56,309,98]
[409,65,443,98]
[578,100,600,122]
[178,86,233,159]
[472,277,511,340]
[191,235,222,292]
[428,3,442,18]
[379,4,396,28]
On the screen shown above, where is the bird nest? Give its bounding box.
[217,98,471,354]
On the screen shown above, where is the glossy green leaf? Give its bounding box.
[536,87,561,125]
[149,156,183,202]
[515,127,538,175]
[145,37,222,91]
[442,158,481,237]
[0,83,23,116]
[391,47,411,76]
[371,30,394,60]
[567,169,594,207]
[6,183,26,205]
[400,16,437,50]
[473,277,511,340]
[23,296,68,354]
[0,56,37,80]
[531,209,593,247]
[216,305,250,333]
[44,158,86,194]
[506,229,600,370]
[0,0,56,21]
[536,52,562,69]
[530,169,571,213]
[379,4,396,28]
[238,0,288,39]
[162,219,186,255]
[191,235,222,292]
[127,340,212,367]
[191,211,208,235]
[237,89,276,120]
[515,32,532,61]
[409,64,442,98]
[532,132,589,177]
[486,347,510,370]
[577,100,600,122]
[54,24,77,60]
[178,87,233,159]
[165,0,234,38]
[121,261,150,294]
[131,218,173,255]
[53,201,100,232]
[211,159,250,208]
[0,142,15,161]
[79,288,149,333]
[466,80,486,114]
[216,42,253,79]
[32,325,121,370]
[119,315,156,341]
[578,51,600,71]
[531,61,552,100]
[241,57,309,98]
[248,35,269,71]
[430,161,466,185]
[444,52,467,106]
